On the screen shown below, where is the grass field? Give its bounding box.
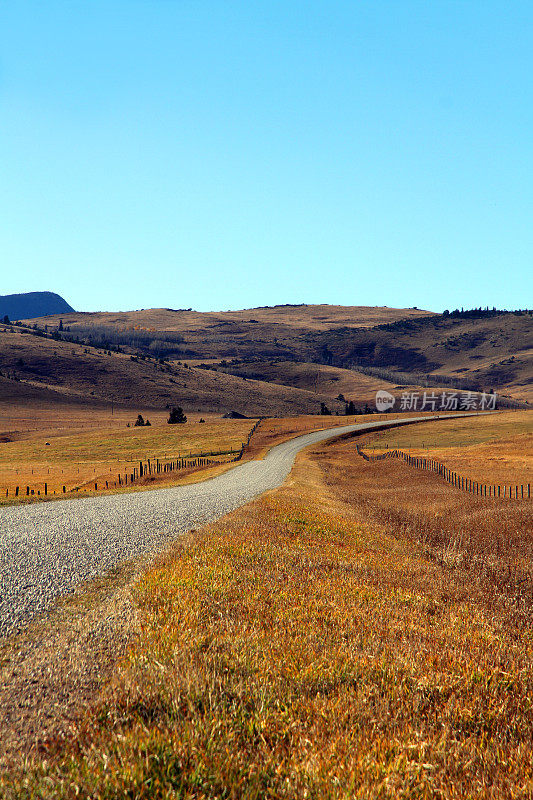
[210,360,407,403]
[0,418,255,499]
[2,413,532,798]
[0,324,369,417]
[29,303,432,336]
[246,411,468,459]
[0,411,482,503]
[366,410,533,485]
[0,398,176,440]
[0,412,366,502]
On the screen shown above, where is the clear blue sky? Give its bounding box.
[1,1,531,313]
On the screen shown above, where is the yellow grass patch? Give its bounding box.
[367,410,533,485]
[0,418,254,500]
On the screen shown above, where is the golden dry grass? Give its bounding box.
[0,411,466,503]
[13,305,533,403]
[0,323,385,417]
[2,418,533,797]
[0,418,255,500]
[247,411,455,456]
[0,397,179,440]
[29,303,433,334]
[1,323,346,416]
[246,412,436,460]
[0,413,367,502]
[368,410,533,486]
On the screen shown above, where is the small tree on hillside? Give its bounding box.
[320,402,331,416]
[168,406,187,424]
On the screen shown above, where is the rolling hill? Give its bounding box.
[2,303,531,416]
[0,325,389,417]
[301,311,533,402]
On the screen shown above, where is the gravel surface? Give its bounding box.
[0,415,470,638]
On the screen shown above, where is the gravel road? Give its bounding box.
[0,414,469,638]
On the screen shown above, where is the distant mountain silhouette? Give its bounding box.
[0,292,74,321]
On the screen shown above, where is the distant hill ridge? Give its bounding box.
[0,292,74,321]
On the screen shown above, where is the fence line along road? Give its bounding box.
[356,444,530,500]
[2,420,263,501]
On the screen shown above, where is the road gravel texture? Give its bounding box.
[0,415,469,638]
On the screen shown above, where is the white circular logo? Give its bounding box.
[375,390,395,412]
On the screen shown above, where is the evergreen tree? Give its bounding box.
[168,406,187,424]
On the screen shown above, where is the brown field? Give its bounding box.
[366,410,533,486]
[0,391,178,442]
[0,417,256,500]
[308,313,533,403]
[244,411,439,459]
[0,412,367,503]
[2,412,532,797]
[20,305,434,377]
[0,410,486,504]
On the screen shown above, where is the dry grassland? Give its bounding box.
[0,413,363,502]
[246,412,471,460]
[368,410,533,486]
[30,303,432,335]
[0,411,467,503]
[0,418,255,500]
[212,360,410,402]
[2,416,532,797]
[0,399,176,441]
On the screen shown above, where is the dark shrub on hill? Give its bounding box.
[168,406,187,424]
